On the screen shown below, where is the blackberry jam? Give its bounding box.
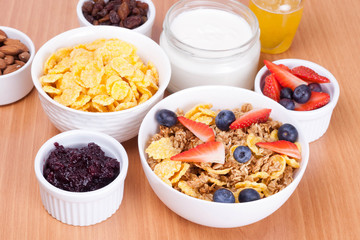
[43,142,120,192]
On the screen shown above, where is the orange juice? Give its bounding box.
[249,0,303,54]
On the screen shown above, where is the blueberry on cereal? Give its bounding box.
[213,188,235,203]
[155,109,178,127]
[278,123,298,143]
[238,188,260,203]
[215,110,236,131]
[233,146,252,163]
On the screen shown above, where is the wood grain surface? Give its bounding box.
[1,0,359,239]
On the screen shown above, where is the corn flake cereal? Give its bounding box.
[145,137,181,160]
[154,159,182,180]
[40,38,159,112]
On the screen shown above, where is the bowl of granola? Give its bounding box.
[138,85,309,228]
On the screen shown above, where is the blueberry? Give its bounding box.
[215,110,236,131]
[280,87,293,99]
[238,188,260,203]
[278,123,298,143]
[279,98,295,110]
[213,188,235,203]
[155,109,177,127]
[233,146,252,163]
[309,83,322,92]
[293,84,311,103]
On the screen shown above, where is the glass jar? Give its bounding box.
[160,0,260,93]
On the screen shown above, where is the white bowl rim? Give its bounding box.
[138,85,309,207]
[254,58,340,117]
[34,129,129,199]
[76,0,156,33]
[31,26,171,116]
[0,26,35,79]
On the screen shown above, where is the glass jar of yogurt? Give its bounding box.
[160,0,261,92]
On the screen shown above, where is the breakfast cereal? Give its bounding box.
[145,103,301,202]
[40,38,159,112]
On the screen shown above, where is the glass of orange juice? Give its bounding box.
[249,0,303,54]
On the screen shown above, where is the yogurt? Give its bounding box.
[160,0,260,92]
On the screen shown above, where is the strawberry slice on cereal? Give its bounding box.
[264,60,307,90]
[229,108,271,130]
[171,141,225,164]
[178,116,215,142]
[256,140,301,159]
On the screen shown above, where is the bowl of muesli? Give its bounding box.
[138,85,309,228]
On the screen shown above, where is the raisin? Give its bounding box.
[118,2,130,20]
[109,10,120,24]
[132,7,140,15]
[123,15,142,29]
[136,1,149,11]
[82,1,94,13]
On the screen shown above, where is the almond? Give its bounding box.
[0,35,6,43]
[3,63,22,75]
[14,60,25,67]
[0,45,21,55]
[18,51,30,62]
[4,39,29,52]
[4,55,14,65]
[0,51,4,58]
[0,29,7,38]
[0,58,6,70]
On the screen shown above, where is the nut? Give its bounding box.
[18,51,30,62]
[4,39,29,52]
[4,55,14,65]
[0,45,21,55]
[14,60,25,67]
[0,29,7,38]
[0,35,6,43]
[0,51,4,58]
[3,63,22,75]
[0,58,6,70]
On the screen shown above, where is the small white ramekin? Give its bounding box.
[0,26,35,105]
[254,59,340,143]
[34,130,129,226]
[76,0,156,38]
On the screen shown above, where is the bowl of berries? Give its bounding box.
[254,59,340,143]
[138,85,309,228]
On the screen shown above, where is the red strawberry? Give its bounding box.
[295,91,330,111]
[171,141,225,164]
[278,64,291,72]
[264,60,307,90]
[178,116,215,142]
[256,140,301,159]
[291,66,330,83]
[229,108,271,130]
[263,73,281,102]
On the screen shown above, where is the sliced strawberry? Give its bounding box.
[256,140,301,159]
[178,116,215,142]
[229,108,271,130]
[278,64,291,72]
[263,73,281,102]
[264,60,307,90]
[291,66,330,83]
[295,91,330,111]
[171,141,225,164]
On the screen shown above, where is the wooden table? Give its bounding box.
[1,0,359,239]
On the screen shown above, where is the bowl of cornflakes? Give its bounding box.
[31,26,171,142]
[77,0,156,38]
[34,129,129,226]
[138,85,309,228]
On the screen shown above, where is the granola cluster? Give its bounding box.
[146,103,301,202]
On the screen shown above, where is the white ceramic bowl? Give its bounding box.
[254,59,340,143]
[31,26,171,142]
[0,26,35,105]
[138,86,309,228]
[77,0,156,38]
[34,130,129,226]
